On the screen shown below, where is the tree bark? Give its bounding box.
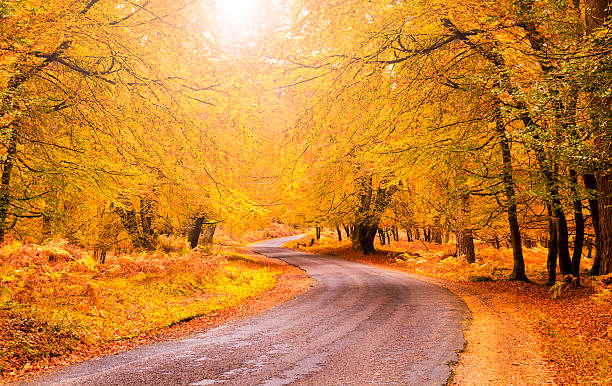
[547,205,558,285]
[570,170,584,282]
[597,171,612,274]
[455,193,475,263]
[495,105,529,282]
[584,174,603,275]
[139,196,155,237]
[336,226,342,241]
[352,172,398,253]
[378,228,386,246]
[0,131,17,243]
[188,216,206,249]
[358,224,378,254]
[585,0,612,275]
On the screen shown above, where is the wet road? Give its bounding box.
[23,236,468,385]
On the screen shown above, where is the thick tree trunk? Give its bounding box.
[570,170,584,282]
[597,172,612,274]
[547,205,558,285]
[315,226,321,240]
[336,226,342,241]
[455,193,475,263]
[358,224,378,254]
[584,174,603,275]
[0,132,17,243]
[455,229,476,263]
[586,0,612,275]
[352,171,398,254]
[495,106,529,282]
[552,203,573,275]
[188,216,206,249]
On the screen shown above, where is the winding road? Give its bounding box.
[23,236,469,385]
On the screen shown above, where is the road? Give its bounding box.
[22,236,468,386]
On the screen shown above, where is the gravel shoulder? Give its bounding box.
[407,274,557,385]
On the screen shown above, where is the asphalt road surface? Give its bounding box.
[23,236,468,386]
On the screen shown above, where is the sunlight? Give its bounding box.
[216,0,260,27]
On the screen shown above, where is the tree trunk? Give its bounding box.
[378,228,386,246]
[432,229,443,244]
[115,203,153,250]
[358,224,378,254]
[315,226,321,240]
[597,171,612,274]
[352,171,398,254]
[202,223,216,244]
[547,205,558,285]
[406,228,412,241]
[140,196,155,236]
[584,174,603,275]
[455,192,475,263]
[586,0,611,275]
[336,226,342,241]
[0,131,17,243]
[343,224,351,238]
[495,105,529,281]
[456,229,476,263]
[351,221,361,249]
[188,216,206,249]
[570,170,584,282]
[552,203,573,275]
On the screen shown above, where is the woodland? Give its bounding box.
[0,0,611,380]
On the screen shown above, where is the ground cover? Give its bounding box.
[0,237,311,383]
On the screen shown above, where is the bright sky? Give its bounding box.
[216,0,260,28]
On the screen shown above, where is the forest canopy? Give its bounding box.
[0,0,610,281]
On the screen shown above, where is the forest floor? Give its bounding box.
[0,237,312,384]
[287,234,612,386]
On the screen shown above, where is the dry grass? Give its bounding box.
[0,238,282,381]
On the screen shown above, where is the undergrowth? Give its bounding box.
[535,311,612,385]
[0,239,278,378]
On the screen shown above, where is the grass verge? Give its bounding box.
[0,239,282,381]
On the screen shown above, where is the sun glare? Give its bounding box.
[216,0,259,26]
